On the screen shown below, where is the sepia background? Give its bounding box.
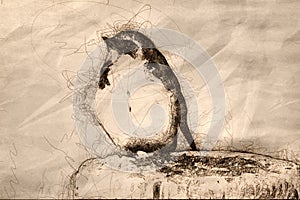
[0,0,299,198]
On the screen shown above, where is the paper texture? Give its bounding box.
[0,0,299,198]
